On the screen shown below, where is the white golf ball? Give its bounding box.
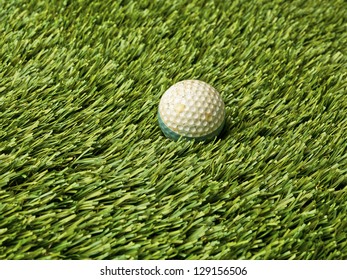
[158,80,225,141]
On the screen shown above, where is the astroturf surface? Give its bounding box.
[1,0,347,260]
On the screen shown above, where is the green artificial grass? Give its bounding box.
[0,0,347,260]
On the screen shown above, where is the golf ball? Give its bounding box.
[158,80,225,141]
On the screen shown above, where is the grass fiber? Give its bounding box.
[0,0,347,259]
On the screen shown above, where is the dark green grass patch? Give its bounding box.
[0,0,347,259]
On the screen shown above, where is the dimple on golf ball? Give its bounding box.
[158,80,225,141]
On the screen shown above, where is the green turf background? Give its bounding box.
[0,0,347,259]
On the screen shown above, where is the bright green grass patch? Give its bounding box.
[0,0,347,259]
